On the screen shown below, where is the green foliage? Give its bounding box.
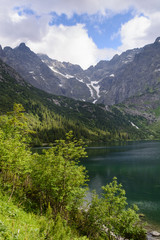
[82,177,146,240]
[0,193,88,240]
[153,106,160,117]
[0,104,32,201]
[30,131,88,215]
[0,104,146,239]
[0,192,43,239]
[49,214,88,240]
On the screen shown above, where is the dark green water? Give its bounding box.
[80,141,160,227]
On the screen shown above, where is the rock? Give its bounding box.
[151,231,160,237]
[139,213,145,218]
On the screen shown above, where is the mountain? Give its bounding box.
[86,48,141,81]
[0,42,142,104]
[38,53,92,101]
[97,37,160,105]
[1,38,160,107]
[1,58,152,143]
[0,43,93,101]
[38,48,142,103]
[0,43,63,95]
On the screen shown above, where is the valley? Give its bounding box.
[2,2,160,239]
[0,38,160,143]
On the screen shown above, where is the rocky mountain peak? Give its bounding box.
[3,46,12,53]
[154,37,160,43]
[16,42,30,52]
[0,45,4,56]
[1,37,160,106]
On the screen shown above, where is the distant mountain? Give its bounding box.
[38,53,92,101]
[1,58,152,142]
[0,42,141,104]
[0,43,62,95]
[38,48,142,103]
[118,81,160,123]
[97,37,160,105]
[1,38,160,106]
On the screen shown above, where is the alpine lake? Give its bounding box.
[80,140,160,230]
[34,140,160,230]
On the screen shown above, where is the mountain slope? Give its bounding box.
[98,37,160,105]
[39,48,142,103]
[37,53,93,101]
[1,38,160,108]
[0,44,92,101]
[0,58,152,142]
[0,42,142,104]
[0,43,62,95]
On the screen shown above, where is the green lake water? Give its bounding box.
[80,141,160,228]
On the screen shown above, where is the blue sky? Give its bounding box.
[0,0,160,68]
[49,11,133,49]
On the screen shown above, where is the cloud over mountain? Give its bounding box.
[0,0,160,68]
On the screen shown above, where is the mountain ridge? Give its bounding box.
[0,38,160,107]
[0,57,156,142]
[0,42,142,104]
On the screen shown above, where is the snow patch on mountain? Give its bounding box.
[40,74,46,81]
[130,121,139,129]
[86,83,94,97]
[154,68,160,72]
[90,81,100,98]
[77,78,84,83]
[93,99,98,104]
[85,80,100,101]
[110,74,115,77]
[49,66,74,79]
[32,76,38,81]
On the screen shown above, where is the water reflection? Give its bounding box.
[81,141,160,225]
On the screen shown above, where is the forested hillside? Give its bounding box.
[0,59,152,145]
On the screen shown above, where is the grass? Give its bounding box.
[0,193,46,239]
[0,192,89,240]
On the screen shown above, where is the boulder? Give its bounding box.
[150,231,160,237]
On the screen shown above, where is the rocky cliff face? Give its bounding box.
[1,38,160,106]
[38,53,92,101]
[38,47,142,103]
[97,37,160,105]
[0,43,63,95]
[0,58,26,86]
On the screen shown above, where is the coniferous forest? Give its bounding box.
[0,58,157,146]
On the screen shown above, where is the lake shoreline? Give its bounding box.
[81,141,160,229]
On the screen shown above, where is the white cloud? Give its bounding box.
[0,1,117,69]
[1,0,160,20]
[13,0,132,16]
[9,12,27,23]
[0,4,50,48]
[117,12,160,53]
[132,0,160,14]
[1,0,160,68]
[118,15,151,51]
[145,12,160,41]
[13,0,159,19]
[27,24,116,69]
